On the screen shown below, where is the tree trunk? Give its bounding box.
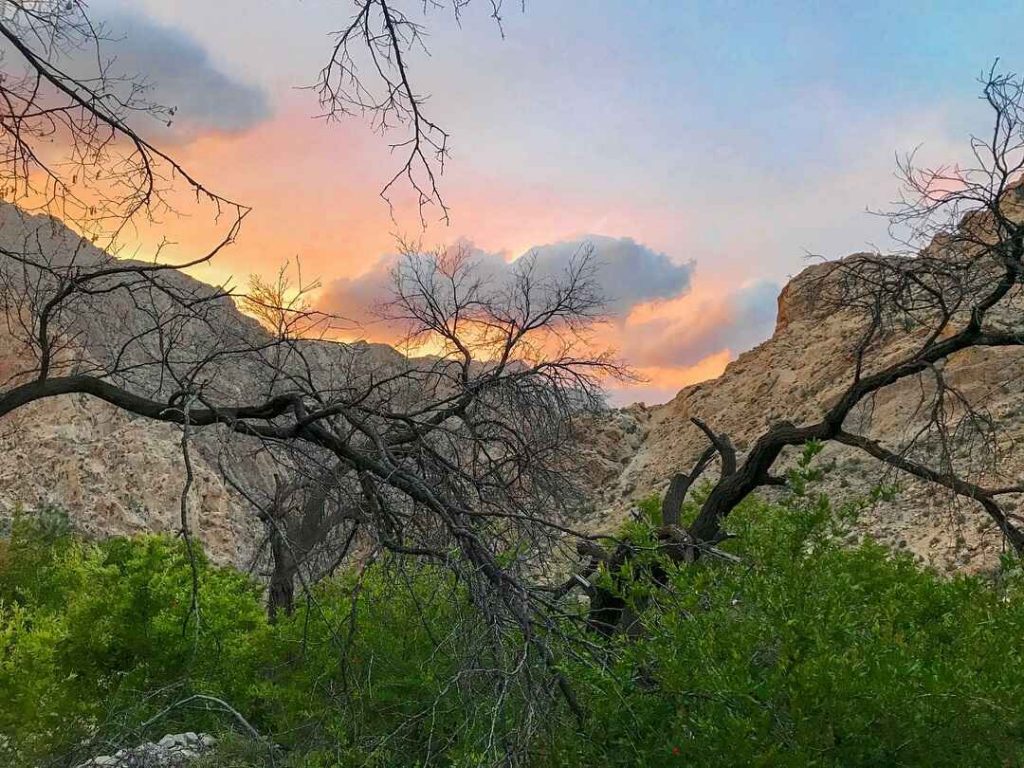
[267,524,296,622]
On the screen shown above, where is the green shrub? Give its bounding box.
[0,512,269,764]
[4,494,1024,767]
[551,493,1024,767]
[0,512,528,766]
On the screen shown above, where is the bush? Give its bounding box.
[552,490,1024,767]
[0,511,269,765]
[4,492,1024,767]
[0,511,526,767]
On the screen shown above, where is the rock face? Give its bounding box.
[0,390,256,564]
[0,207,256,565]
[3,203,1024,574]
[592,255,1024,573]
[0,205,402,567]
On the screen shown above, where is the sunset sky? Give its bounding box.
[88,0,1024,403]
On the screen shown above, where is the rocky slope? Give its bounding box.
[3,204,1024,574]
[0,205,403,567]
[587,256,1024,573]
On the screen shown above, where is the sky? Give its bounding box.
[83,0,1024,403]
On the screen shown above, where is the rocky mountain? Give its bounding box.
[586,256,1024,573]
[0,205,404,567]
[3,204,1023,574]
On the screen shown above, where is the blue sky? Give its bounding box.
[91,0,1023,401]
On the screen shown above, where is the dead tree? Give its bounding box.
[0,219,622,736]
[560,67,1024,636]
[588,68,1024,612]
[0,4,604,752]
[0,1,248,244]
[0,0,514,235]
[316,0,520,222]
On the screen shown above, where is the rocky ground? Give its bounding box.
[75,733,216,768]
[585,257,1024,573]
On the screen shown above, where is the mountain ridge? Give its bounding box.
[3,205,1023,573]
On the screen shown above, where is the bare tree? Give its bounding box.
[561,66,1024,636]
[316,0,521,223]
[0,112,623,749]
[0,4,618,756]
[0,216,626,750]
[0,0,516,239]
[678,66,1024,553]
[0,0,247,242]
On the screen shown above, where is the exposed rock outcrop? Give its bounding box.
[3,203,1023,574]
[592,255,1024,573]
[0,205,402,567]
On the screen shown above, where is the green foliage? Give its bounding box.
[5,493,1024,767]
[786,438,828,496]
[0,511,528,766]
[550,493,1024,766]
[0,510,269,764]
[635,494,663,528]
